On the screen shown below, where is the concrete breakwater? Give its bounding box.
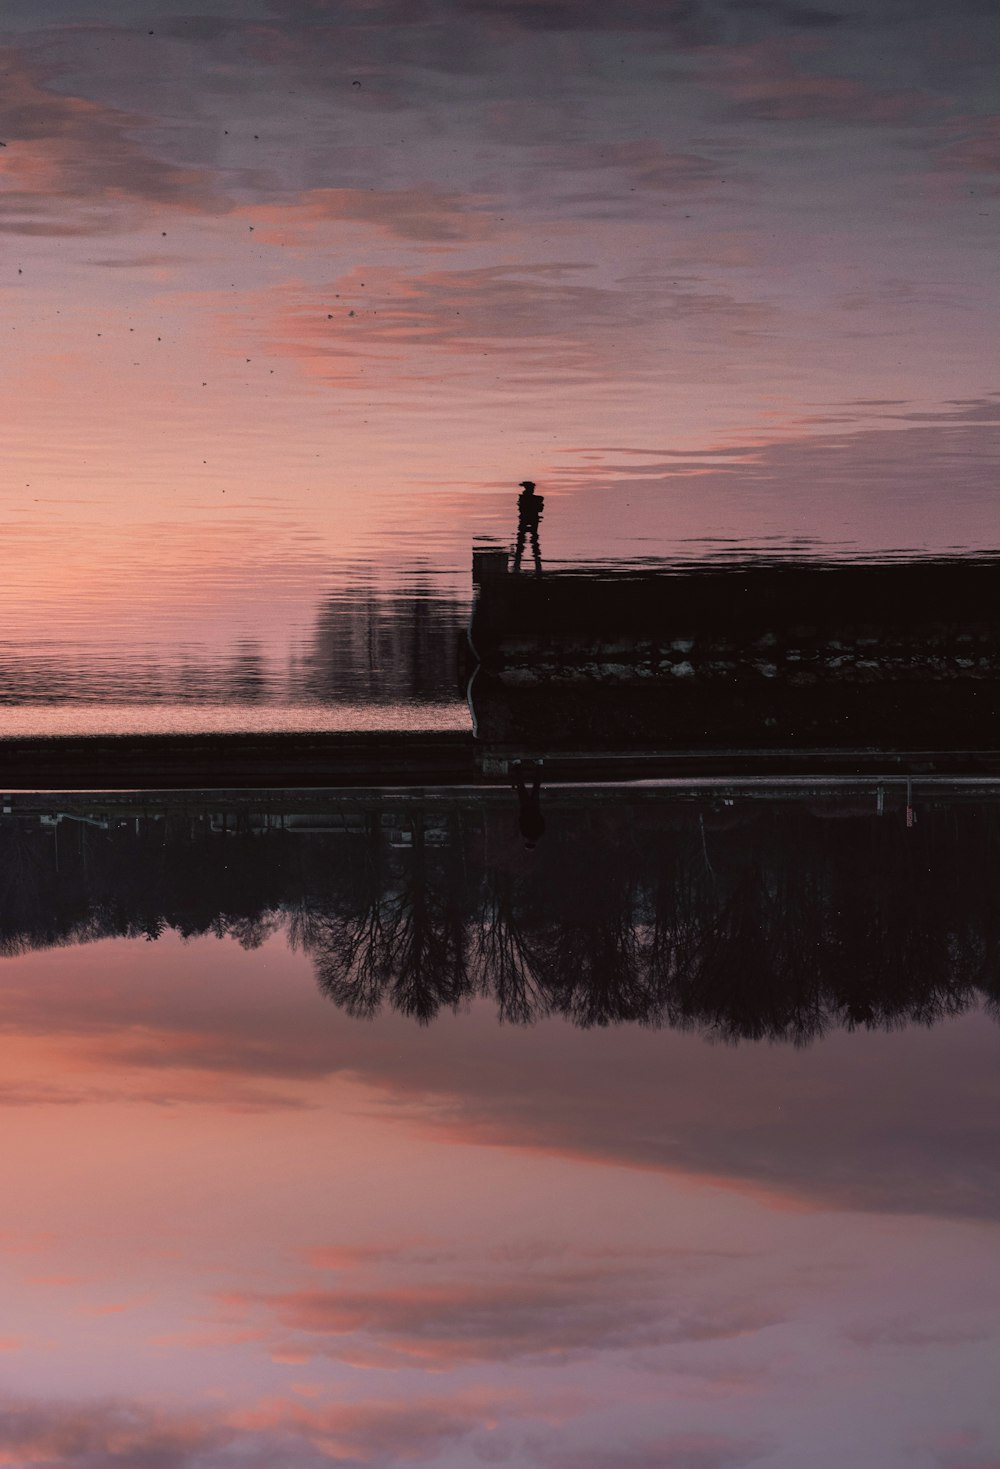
[471,552,1000,679]
[469,553,1000,758]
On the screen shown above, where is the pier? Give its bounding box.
[3,553,1000,788]
[469,551,1000,775]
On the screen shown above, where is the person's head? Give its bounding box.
[518,480,535,492]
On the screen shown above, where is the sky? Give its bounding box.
[2,0,999,681]
[0,928,998,1469]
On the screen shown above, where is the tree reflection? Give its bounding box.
[2,794,999,1042]
[304,812,468,1024]
[473,867,549,1025]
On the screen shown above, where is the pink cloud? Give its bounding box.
[303,1244,401,1271]
[912,1426,1000,1469]
[79,1295,154,1318]
[257,262,774,385]
[533,1432,772,1469]
[531,140,729,198]
[933,114,1000,192]
[235,185,495,243]
[706,38,939,125]
[235,1386,554,1462]
[0,1230,58,1257]
[0,1397,230,1468]
[0,1386,540,1468]
[843,1317,991,1349]
[0,47,220,235]
[221,1258,779,1368]
[2,917,999,1224]
[0,48,492,247]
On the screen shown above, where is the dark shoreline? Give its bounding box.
[0,731,474,790]
[5,731,1000,788]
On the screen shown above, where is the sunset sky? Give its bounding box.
[1,929,998,1468]
[2,0,999,674]
[3,6,999,1459]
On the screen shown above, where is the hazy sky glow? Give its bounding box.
[2,0,999,685]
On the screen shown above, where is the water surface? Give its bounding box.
[1,786,998,1467]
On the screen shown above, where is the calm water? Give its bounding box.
[1,786,998,1467]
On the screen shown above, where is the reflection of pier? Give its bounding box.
[469,551,1000,776]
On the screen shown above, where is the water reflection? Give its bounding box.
[4,787,997,1043]
[0,574,469,733]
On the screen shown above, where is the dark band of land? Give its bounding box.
[6,731,1000,790]
[0,731,474,791]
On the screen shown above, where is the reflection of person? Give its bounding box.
[512,760,545,849]
[514,479,544,575]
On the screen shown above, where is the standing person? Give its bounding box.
[512,760,545,849]
[514,480,544,575]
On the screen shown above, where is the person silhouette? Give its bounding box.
[513,480,544,575]
[512,760,545,849]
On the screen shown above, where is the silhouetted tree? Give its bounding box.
[3,795,1000,1045]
